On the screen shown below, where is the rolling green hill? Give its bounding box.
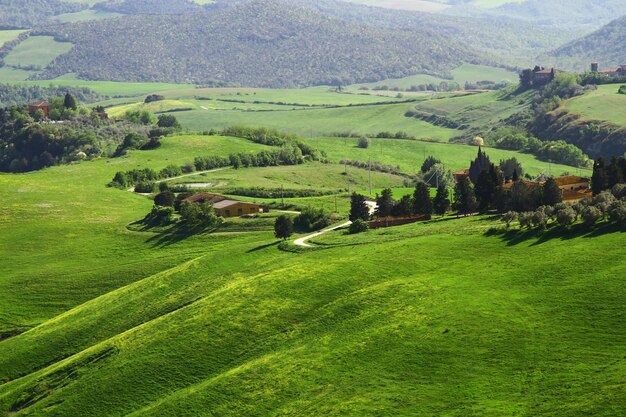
[0,132,622,415]
[564,84,626,127]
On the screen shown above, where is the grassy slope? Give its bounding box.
[3,36,73,68]
[0,217,624,416]
[0,135,272,334]
[306,137,591,177]
[0,30,26,46]
[351,64,519,90]
[564,84,626,126]
[5,79,196,97]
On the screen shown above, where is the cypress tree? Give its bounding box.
[591,158,609,195]
[453,176,478,215]
[608,156,624,188]
[63,93,77,110]
[412,182,433,215]
[433,186,450,216]
[375,188,394,218]
[469,147,491,184]
[349,193,370,221]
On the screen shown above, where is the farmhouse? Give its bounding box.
[533,67,567,84]
[28,102,50,118]
[590,62,626,77]
[184,193,261,218]
[452,169,470,182]
[502,175,591,201]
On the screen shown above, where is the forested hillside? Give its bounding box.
[35,0,485,87]
[0,0,86,27]
[545,16,626,71]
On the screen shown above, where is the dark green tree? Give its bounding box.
[412,182,433,215]
[154,191,175,207]
[274,215,293,240]
[420,156,441,174]
[63,93,77,110]
[432,185,450,216]
[608,156,624,187]
[375,188,394,217]
[453,176,478,215]
[469,147,491,183]
[349,193,370,221]
[542,177,563,206]
[157,114,181,129]
[393,194,413,217]
[591,158,609,195]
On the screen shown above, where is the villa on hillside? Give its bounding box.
[28,102,50,118]
[590,62,626,77]
[502,175,591,202]
[184,193,262,218]
[533,67,567,84]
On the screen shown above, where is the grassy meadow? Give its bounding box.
[564,84,626,126]
[0,127,624,415]
[305,137,591,177]
[3,36,73,69]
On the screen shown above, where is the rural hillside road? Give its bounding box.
[294,201,377,248]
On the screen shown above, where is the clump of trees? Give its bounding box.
[591,156,626,194]
[294,208,332,232]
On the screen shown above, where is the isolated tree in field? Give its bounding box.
[591,158,609,195]
[349,193,370,221]
[157,114,181,129]
[453,176,478,215]
[274,215,293,240]
[420,156,441,173]
[412,182,433,215]
[433,186,450,216]
[375,188,394,217]
[63,93,77,110]
[357,137,370,149]
[542,177,563,206]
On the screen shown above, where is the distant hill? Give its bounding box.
[544,16,626,72]
[446,0,626,28]
[0,0,86,27]
[35,0,486,87]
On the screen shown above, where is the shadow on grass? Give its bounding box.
[142,222,219,247]
[486,221,626,246]
[246,241,280,253]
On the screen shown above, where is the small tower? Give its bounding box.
[591,62,599,73]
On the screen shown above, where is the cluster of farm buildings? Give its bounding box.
[183,193,262,218]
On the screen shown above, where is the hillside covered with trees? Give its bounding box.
[545,16,626,71]
[34,0,486,87]
[0,0,85,27]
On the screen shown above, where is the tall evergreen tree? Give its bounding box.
[63,93,77,110]
[473,164,503,211]
[469,147,491,183]
[420,156,441,173]
[375,188,394,218]
[542,177,563,206]
[412,182,433,215]
[591,158,609,195]
[392,195,413,217]
[349,193,370,221]
[433,185,450,216]
[453,176,478,215]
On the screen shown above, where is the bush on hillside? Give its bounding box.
[349,219,369,234]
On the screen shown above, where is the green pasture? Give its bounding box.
[0,30,26,46]
[306,137,592,176]
[350,64,519,90]
[564,84,626,126]
[3,36,73,69]
[51,9,124,23]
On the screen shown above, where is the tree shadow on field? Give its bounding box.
[486,221,626,247]
[246,241,280,253]
[145,222,219,247]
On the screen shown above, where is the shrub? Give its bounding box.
[581,206,602,226]
[618,85,626,95]
[144,205,174,226]
[357,137,370,149]
[294,208,331,232]
[349,219,369,234]
[556,206,577,227]
[134,181,155,193]
[531,210,548,230]
[608,201,626,222]
[518,212,533,229]
[179,201,220,227]
[154,191,175,207]
[501,211,518,228]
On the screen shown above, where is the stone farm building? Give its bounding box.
[502,175,591,202]
[28,102,50,118]
[184,193,261,218]
[590,62,626,77]
[533,67,567,84]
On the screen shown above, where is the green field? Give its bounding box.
[51,9,124,23]
[0,129,623,415]
[564,84,626,126]
[3,36,73,69]
[306,137,591,177]
[350,64,519,90]
[0,30,26,46]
